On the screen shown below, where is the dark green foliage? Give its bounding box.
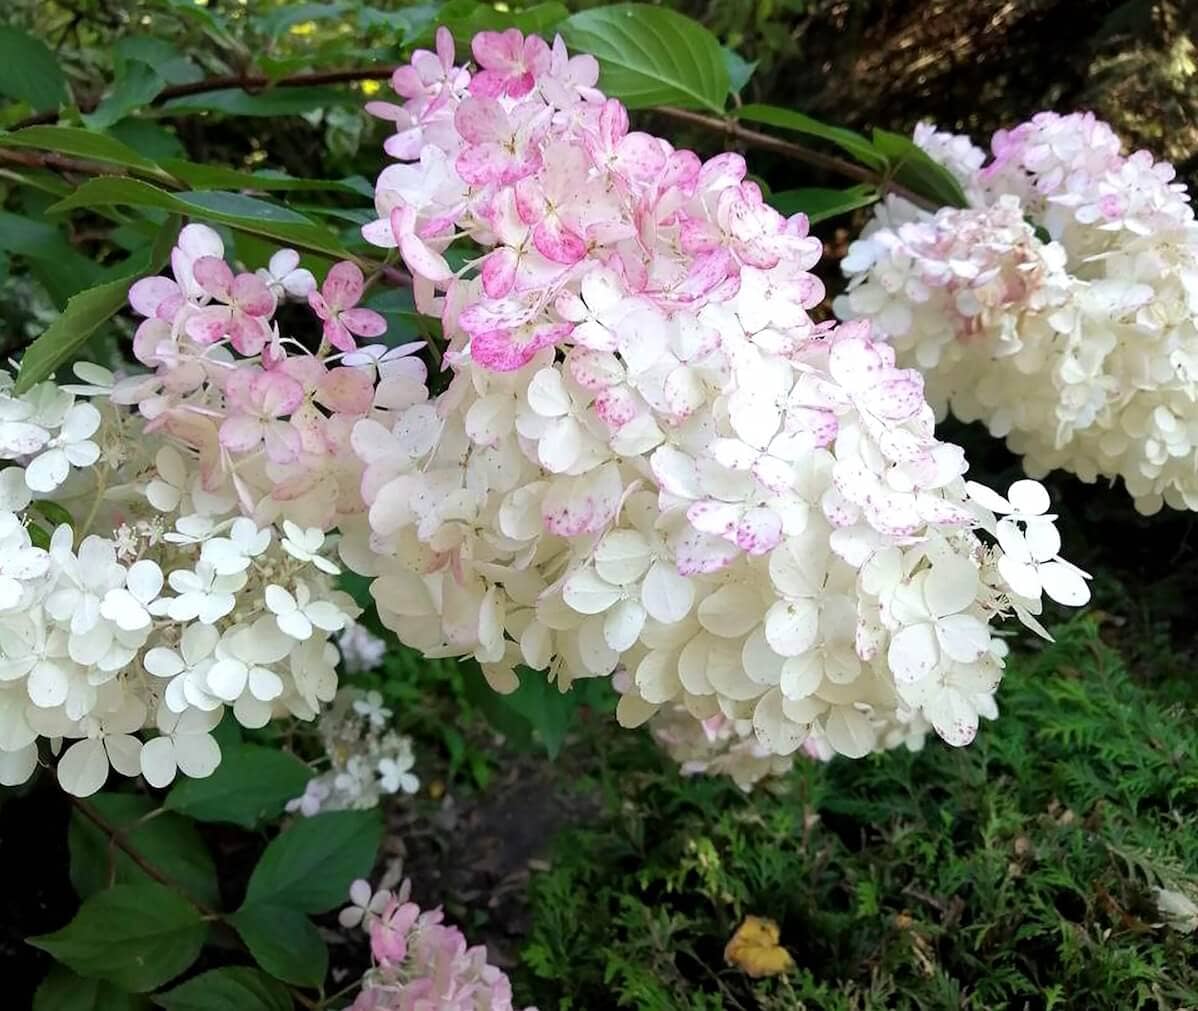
[520,619,1198,1010]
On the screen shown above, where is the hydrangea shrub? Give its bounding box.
[0,26,1096,810]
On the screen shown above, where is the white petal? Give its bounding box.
[1038,561,1090,606]
[741,627,785,686]
[594,530,651,586]
[57,738,109,797]
[174,732,221,778]
[140,737,179,788]
[696,584,760,638]
[278,610,313,640]
[562,567,621,615]
[1006,479,1050,515]
[924,556,980,618]
[206,659,248,701]
[0,743,38,786]
[603,599,645,652]
[926,689,980,747]
[752,688,806,755]
[264,584,296,615]
[936,614,991,663]
[823,707,876,758]
[641,560,695,624]
[887,622,940,684]
[144,647,185,679]
[764,598,820,657]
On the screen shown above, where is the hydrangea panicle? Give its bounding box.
[353,28,1091,763]
[838,111,1198,515]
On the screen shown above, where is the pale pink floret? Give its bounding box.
[220,368,304,463]
[469,28,551,100]
[308,262,387,352]
[185,257,277,355]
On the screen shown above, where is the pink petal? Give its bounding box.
[399,233,453,283]
[220,415,264,453]
[253,372,304,417]
[231,272,276,316]
[263,421,302,464]
[322,262,365,312]
[323,317,357,353]
[129,276,180,318]
[339,308,387,338]
[184,306,233,345]
[533,221,586,265]
[317,368,374,415]
[735,508,783,554]
[226,312,269,356]
[454,97,504,145]
[614,133,667,180]
[482,248,518,298]
[192,256,234,300]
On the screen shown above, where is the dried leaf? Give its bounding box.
[723,915,794,978]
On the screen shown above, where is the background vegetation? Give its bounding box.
[1,1,1196,1009]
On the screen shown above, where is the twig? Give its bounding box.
[72,796,325,1009]
[656,105,935,210]
[73,796,216,917]
[14,66,935,207]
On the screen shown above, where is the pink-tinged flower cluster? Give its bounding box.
[353,30,1090,760]
[340,878,534,1011]
[119,224,412,531]
[838,112,1198,515]
[0,228,427,796]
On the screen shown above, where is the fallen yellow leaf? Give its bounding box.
[724,915,795,978]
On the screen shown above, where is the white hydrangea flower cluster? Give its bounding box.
[838,111,1198,514]
[287,687,419,816]
[0,371,359,797]
[355,29,1091,762]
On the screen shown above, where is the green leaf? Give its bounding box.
[258,2,349,39]
[870,128,969,209]
[768,185,879,223]
[83,62,166,131]
[107,121,187,161]
[364,287,435,342]
[736,104,889,173]
[466,668,586,760]
[242,809,382,913]
[151,967,292,1011]
[560,4,729,114]
[164,743,311,829]
[722,48,757,96]
[14,216,179,393]
[160,86,360,117]
[160,160,365,194]
[228,905,328,988]
[69,793,219,908]
[28,883,205,993]
[0,27,69,112]
[34,965,150,1011]
[113,37,203,87]
[0,126,164,174]
[440,0,568,44]
[48,178,353,259]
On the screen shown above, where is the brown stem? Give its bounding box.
[72,797,324,1010]
[73,797,216,917]
[656,105,935,211]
